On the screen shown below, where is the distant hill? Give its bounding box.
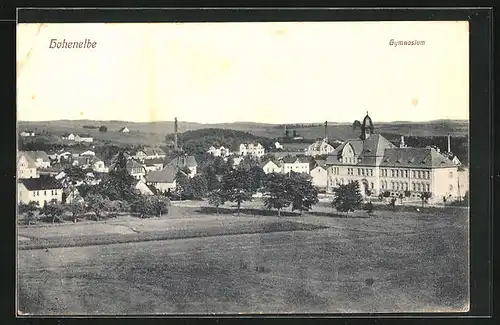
[18,119,469,144]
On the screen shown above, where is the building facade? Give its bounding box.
[305,139,336,157]
[17,152,39,179]
[325,113,464,203]
[239,143,265,158]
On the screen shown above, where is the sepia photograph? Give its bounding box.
[16,18,470,315]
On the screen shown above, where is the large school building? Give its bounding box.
[325,113,466,203]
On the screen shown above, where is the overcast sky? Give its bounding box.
[17,21,469,124]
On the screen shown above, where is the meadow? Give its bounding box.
[17,201,469,315]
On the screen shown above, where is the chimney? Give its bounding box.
[447,134,451,153]
[174,117,178,151]
[400,135,405,148]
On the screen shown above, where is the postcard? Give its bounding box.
[16,19,470,315]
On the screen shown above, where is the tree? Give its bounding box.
[421,192,432,208]
[148,195,171,217]
[85,194,107,221]
[404,190,411,201]
[398,193,404,205]
[332,181,363,216]
[41,199,64,224]
[175,169,191,200]
[104,200,121,218]
[382,190,391,202]
[262,173,292,217]
[63,166,87,186]
[207,189,226,214]
[99,125,108,132]
[190,174,208,199]
[364,202,374,216]
[248,165,266,192]
[221,169,255,216]
[204,166,220,191]
[99,150,137,202]
[289,172,319,215]
[19,201,40,226]
[68,201,85,223]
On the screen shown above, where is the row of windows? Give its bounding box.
[342,157,357,164]
[32,190,58,197]
[380,181,431,192]
[380,169,430,179]
[329,178,375,189]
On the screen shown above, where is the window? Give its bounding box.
[357,168,360,175]
[395,170,399,177]
[371,182,374,189]
[361,169,364,176]
[449,184,453,191]
[391,170,395,177]
[449,171,453,178]
[412,171,415,178]
[404,170,408,178]
[412,183,416,191]
[426,184,430,192]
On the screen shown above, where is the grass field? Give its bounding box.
[17,203,469,315]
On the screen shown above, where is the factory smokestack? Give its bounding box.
[447,134,451,153]
[174,117,178,151]
[324,121,328,141]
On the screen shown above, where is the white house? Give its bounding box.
[146,166,177,193]
[119,127,130,133]
[310,165,328,189]
[80,150,96,157]
[133,148,166,161]
[92,160,109,173]
[17,152,38,179]
[305,138,336,157]
[274,142,284,150]
[143,158,164,173]
[280,156,311,174]
[261,160,282,174]
[24,151,51,168]
[135,180,154,195]
[207,146,231,157]
[17,176,63,206]
[62,133,75,141]
[74,135,93,143]
[239,143,265,158]
[20,131,35,137]
[126,160,147,181]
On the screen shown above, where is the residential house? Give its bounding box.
[274,142,284,150]
[133,148,166,161]
[119,127,130,133]
[24,151,51,168]
[143,158,165,173]
[62,133,75,141]
[74,135,93,143]
[325,113,465,202]
[72,156,96,169]
[18,175,63,206]
[126,160,147,181]
[17,152,38,179]
[280,156,311,174]
[146,166,177,192]
[38,164,64,178]
[239,143,265,158]
[305,138,336,157]
[20,131,35,137]
[169,155,198,178]
[135,180,155,195]
[207,146,231,157]
[92,159,109,173]
[310,162,328,190]
[260,159,282,174]
[80,150,96,157]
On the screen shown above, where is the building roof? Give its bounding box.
[126,159,146,170]
[146,166,177,183]
[281,156,310,164]
[119,127,129,132]
[307,139,333,151]
[315,159,327,168]
[24,151,50,162]
[260,159,280,168]
[169,155,197,168]
[144,158,165,166]
[327,134,397,166]
[380,147,457,168]
[19,175,63,191]
[17,152,37,168]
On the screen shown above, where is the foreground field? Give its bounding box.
[17,205,469,315]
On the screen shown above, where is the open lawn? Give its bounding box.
[17,203,469,315]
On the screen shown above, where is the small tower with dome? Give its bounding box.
[360,112,374,140]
